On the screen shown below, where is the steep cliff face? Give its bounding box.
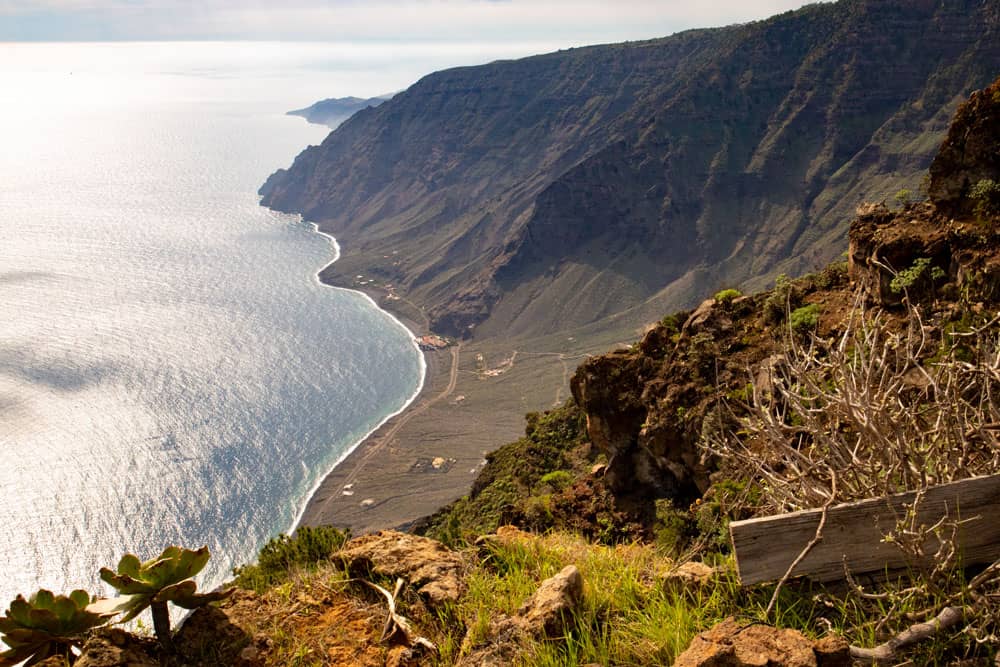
[262,0,1000,339]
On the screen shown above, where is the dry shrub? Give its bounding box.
[705,292,1000,514]
[702,292,1000,661]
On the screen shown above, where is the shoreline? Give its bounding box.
[286,219,575,535]
[295,280,454,532]
[290,223,434,534]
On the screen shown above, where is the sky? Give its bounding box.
[1,1,823,44]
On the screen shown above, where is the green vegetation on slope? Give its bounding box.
[414,402,589,545]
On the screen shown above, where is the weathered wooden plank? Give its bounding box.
[730,474,1000,585]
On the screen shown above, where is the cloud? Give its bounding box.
[0,0,822,43]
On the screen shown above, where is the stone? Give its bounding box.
[662,561,718,594]
[336,530,465,606]
[386,645,422,667]
[681,299,735,339]
[812,634,851,666]
[674,617,850,667]
[517,565,584,638]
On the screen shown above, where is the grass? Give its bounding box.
[216,520,991,665]
[446,531,748,666]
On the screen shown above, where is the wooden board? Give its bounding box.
[730,475,1000,585]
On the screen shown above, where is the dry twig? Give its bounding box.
[849,605,966,664]
[765,470,837,618]
[362,577,437,653]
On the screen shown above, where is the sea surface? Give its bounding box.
[0,41,548,607]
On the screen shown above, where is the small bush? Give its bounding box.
[890,257,945,294]
[763,274,801,324]
[233,525,349,591]
[660,313,682,335]
[893,188,912,208]
[538,470,573,491]
[713,288,742,305]
[789,303,820,333]
[970,178,1000,218]
[814,261,849,290]
[652,499,694,556]
[522,494,555,529]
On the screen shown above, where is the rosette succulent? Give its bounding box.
[100,545,230,649]
[0,589,112,666]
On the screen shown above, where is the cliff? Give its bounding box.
[262,0,1000,341]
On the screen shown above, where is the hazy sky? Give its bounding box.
[2,1,822,44]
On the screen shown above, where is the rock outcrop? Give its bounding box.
[928,76,1000,216]
[288,95,390,128]
[336,531,466,606]
[262,0,1000,341]
[566,75,1000,523]
[674,617,850,667]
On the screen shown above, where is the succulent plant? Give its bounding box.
[100,545,230,649]
[0,588,113,666]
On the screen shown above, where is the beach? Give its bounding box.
[296,285,578,534]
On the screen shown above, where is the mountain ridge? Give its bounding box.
[261,0,999,342]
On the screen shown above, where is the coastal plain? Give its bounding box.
[298,287,626,533]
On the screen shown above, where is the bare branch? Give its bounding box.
[849,606,965,664]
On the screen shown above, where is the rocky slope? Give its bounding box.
[262,0,1000,340]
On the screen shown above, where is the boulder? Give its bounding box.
[516,565,584,638]
[682,299,732,336]
[661,561,719,594]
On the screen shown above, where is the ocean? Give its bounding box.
[0,41,547,608]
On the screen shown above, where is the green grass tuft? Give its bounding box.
[233,525,349,592]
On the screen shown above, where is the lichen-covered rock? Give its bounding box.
[336,531,465,606]
[674,617,849,667]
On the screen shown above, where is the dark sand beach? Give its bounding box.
[296,286,582,534]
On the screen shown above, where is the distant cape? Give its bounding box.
[288,95,393,128]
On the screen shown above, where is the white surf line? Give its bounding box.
[288,218,428,535]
